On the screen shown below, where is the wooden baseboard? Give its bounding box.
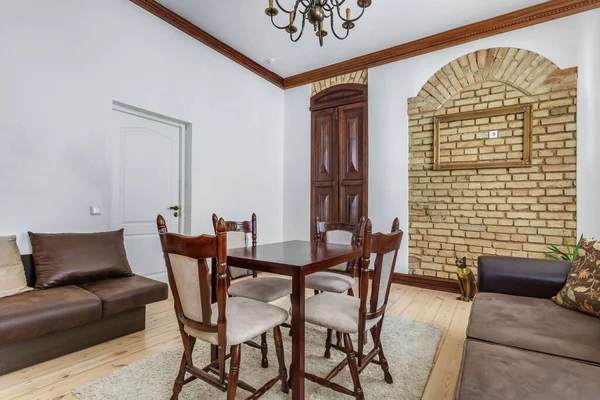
[391,273,461,294]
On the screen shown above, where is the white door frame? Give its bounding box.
[112,101,192,235]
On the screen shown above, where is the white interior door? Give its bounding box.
[112,106,185,281]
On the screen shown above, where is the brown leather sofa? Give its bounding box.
[455,256,600,399]
[0,255,168,375]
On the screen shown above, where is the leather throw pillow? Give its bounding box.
[553,239,600,317]
[29,229,133,289]
[0,236,33,298]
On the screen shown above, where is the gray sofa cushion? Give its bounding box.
[457,340,600,400]
[467,292,600,365]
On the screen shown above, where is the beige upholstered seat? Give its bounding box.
[306,221,364,294]
[305,272,355,294]
[185,297,288,345]
[228,277,293,303]
[299,293,381,333]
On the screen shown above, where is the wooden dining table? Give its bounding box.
[221,240,362,400]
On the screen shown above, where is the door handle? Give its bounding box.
[169,206,180,211]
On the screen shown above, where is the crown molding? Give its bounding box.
[284,0,600,89]
[129,0,285,89]
[130,0,599,91]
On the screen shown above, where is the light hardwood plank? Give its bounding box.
[421,300,472,400]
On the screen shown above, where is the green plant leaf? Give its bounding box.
[564,238,572,259]
[544,235,591,261]
[573,242,579,260]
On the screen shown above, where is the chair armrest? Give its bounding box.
[477,256,572,299]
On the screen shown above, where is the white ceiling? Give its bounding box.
[155,0,547,77]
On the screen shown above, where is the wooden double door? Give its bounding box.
[310,84,368,236]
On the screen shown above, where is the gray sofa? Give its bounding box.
[455,256,600,400]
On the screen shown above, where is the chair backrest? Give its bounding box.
[157,215,229,340]
[369,218,403,312]
[316,217,367,274]
[212,213,257,249]
[212,213,257,279]
[358,218,403,327]
[315,217,367,246]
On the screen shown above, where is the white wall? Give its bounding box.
[283,86,312,240]
[283,10,600,273]
[0,0,284,253]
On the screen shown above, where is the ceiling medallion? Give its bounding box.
[265,0,372,47]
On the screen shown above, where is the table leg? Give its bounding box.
[290,272,305,400]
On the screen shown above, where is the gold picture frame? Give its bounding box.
[433,105,532,171]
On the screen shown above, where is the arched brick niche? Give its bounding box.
[407,48,578,279]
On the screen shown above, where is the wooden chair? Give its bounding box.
[305,217,366,297]
[305,217,366,353]
[212,213,293,369]
[302,218,403,400]
[157,215,289,400]
[219,214,257,281]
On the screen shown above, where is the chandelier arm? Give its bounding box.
[290,13,308,42]
[329,12,351,40]
[295,1,310,16]
[273,0,295,14]
[334,4,366,22]
[321,3,333,12]
[329,0,348,7]
[270,14,295,30]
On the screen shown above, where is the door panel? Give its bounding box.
[339,104,366,182]
[340,183,364,225]
[312,185,338,227]
[112,109,182,281]
[312,109,337,183]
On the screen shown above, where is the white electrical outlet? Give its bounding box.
[488,130,499,139]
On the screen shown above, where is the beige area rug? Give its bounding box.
[73,310,443,400]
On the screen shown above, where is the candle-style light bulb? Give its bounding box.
[346,7,351,20]
[269,0,273,8]
[289,12,294,25]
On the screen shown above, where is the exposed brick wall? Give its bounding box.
[438,105,526,165]
[407,48,577,279]
[311,69,368,96]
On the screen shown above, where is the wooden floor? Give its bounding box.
[0,283,471,400]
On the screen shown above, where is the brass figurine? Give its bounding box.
[456,257,477,302]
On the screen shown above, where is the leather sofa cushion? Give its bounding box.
[457,340,600,400]
[78,275,168,316]
[467,292,600,365]
[0,285,102,345]
[29,230,133,289]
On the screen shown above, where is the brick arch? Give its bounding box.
[406,47,578,280]
[311,69,368,96]
[414,48,564,112]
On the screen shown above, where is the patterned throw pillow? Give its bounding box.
[553,239,600,317]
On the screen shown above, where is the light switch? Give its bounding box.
[90,206,102,216]
[488,130,499,139]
